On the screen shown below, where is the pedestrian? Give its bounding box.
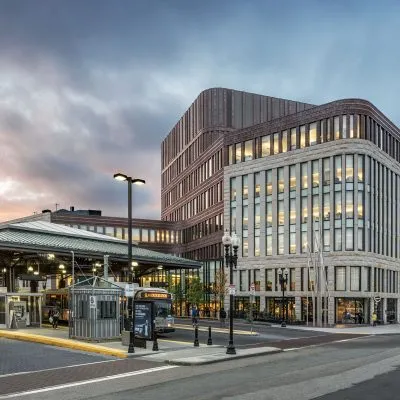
[220,308,227,328]
[52,308,60,329]
[191,306,198,327]
[372,312,377,327]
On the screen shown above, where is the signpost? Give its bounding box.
[89,296,96,309]
[228,284,236,296]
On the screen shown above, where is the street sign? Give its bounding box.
[125,284,135,298]
[228,284,236,296]
[89,296,96,309]
[373,296,381,303]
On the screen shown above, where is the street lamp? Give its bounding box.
[114,172,145,354]
[278,267,289,327]
[222,230,240,355]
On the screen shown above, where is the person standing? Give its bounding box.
[52,308,60,329]
[372,312,377,327]
[191,306,198,327]
[220,308,227,328]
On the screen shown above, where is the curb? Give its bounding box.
[165,348,283,366]
[0,330,127,358]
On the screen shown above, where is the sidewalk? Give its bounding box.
[270,323,400,335]
[0,326,281,365]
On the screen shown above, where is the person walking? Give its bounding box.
[372,312,377,327]
[191,306,198,327]
[220,308,227,328]
[52,308,60,329]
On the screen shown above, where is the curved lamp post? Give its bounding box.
[222,230,240,355]
[278,267,289,327]
[114,172,145,354]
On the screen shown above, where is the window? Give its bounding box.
[301,196,308,223]
[323,193,330,221]
[141,229,148,242]
[254,204,260,229]
[342,115,347,138]
[309,122,317,145]
[323,229,330,251]
[312,195,319,222]
[266,170,272,196]
[350,267,360,291]
[290,128,297,150]
[273,133,279,154]
[290,198,296,224]
[323,158,330,186]
[266,235,272,256]
[242,206,248,230]
[335,156,342,184]
[230,177,237,201]
[301,163,308,189]
[282,131,288,153]
[334,116,340,140]
[290,165,296,191]
[345,155,354,183]
[98,301,117,319]
[345,227,353,250]
[335,266,346,290]
[244,140,253,161]
[265,269,273,291]
[335,191,342,219]
[278,200,284,225]
[278,233,284,255]
[335,228,342,251]
[228,145,234,165]
[300,125,306,148]
[235,144,242,163]
[358,155,364,182]
[242,175,249,201]
[312,160,319,187]
[132,228,140,242]
[349,115,354,138]
[266,203,272,227]
[301,231,308,253]
[254,172,260,198]
[290,232,296,254]
[357,192,363,219]
[277,167,284,193]
[262,136,271,157]
[346,191,353,218]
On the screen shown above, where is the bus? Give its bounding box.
[132,287,175,333]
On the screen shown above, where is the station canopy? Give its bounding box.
[0,220,201,270]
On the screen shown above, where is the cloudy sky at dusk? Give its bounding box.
[1,0,400,222]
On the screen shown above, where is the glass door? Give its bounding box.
[0,296,6,327]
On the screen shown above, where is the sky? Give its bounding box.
[1,0,400,222]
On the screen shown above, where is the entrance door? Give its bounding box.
[0,296,6,327]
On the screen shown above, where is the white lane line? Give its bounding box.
[0,365,179,399]
[0,359,119,378]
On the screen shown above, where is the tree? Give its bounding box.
[211,268,228,311]
[166,274,184,316]
[186,277,205,308]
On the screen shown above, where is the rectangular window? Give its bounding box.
[358,155,364,182]
[290,165,296,191]
[334,116,340,140]
[282,130,288,153]
[235,144,242,163]
[323,158,331,186]
[335,156,342,184]
[335,228,342,251]
[309,122,317,145]
[265,269,273,291]
[262,136,271,157]
[278,200,284,225]
[242,206,248,230]
[290,232,296,254]
[342,115,348,138]
[346,227,354,250]
[230,177,237,201]
[254,204,260,229]
[242,237,248,257]
[290,269,296,291]
[350,266,360,291]
[132,228,140,242]
[301,196,308,223]
[290,198,296,224]
[254,236,260,257]
[277,167,284,193]
[301,162,308,189]
[266,235,272,256]
[300,125,306,148]
[323,229,330,251]
[266,170,272,196]
[141,229,148,242]
[254,172,260,198]
[335,191,342,219]
[312,194,319,222]
[301,231,308,253]
[228,145,234,165]
[345,155,354,183]
[323,193,330,221]
[290,128,297,150]
[266,202,272,227]
[242,175,249,200]
[335,266,346,290]
[357,192,363,219]
[244,140,253,161]
[312,160,319,188]
[346,191,353,218]
[278,234,284,255]
[349,115,354,138]
[273,133,279,154]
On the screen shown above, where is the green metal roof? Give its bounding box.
[0,221,201,269]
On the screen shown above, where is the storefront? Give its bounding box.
[335,297,370,324]
[234,296,260,319]
[265,297,296,321]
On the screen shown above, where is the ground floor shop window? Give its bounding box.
[264,297,296,321]
[336,297,369,324]
[386,299,397,323]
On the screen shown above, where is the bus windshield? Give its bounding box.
[155,301,172,318]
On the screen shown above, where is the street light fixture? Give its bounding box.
[278,267,289,327]
[222,230,240,355]
[114,172,146,354]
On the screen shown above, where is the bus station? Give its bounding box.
[0,220,202,331]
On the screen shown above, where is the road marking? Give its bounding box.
[159,338,195,345]
[0,359,118,379]
[174,324,258,335]
[0,365,179,399]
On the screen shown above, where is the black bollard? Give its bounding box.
[194,325,199,347]
[207,326,212,346]
[152,330,159,351]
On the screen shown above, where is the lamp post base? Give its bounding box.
[128,331,135,353]
[226,344,236,355]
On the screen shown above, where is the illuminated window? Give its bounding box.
[342,115,347,138]
[358,192,364,219]
[228,145,234,165]
[254,172,260,198]
[254,204,260,229]
[334,116,340,140]
[345,155,354,183]
[266,203,272,227]
[235,144,242,163]
[323,158,331,186]
[301,196,308,223]
[301,163,308,189]
[290,165,296,191]
[290,128,297,150]
[273,133,279,154]
[266,170,272,196]
[262,136,271,157]
[277,167,284,193]
[335,192,342,219]
[323,193,330,221]
[282,131,288,152]
[346,191,353,218]
[290,233,296,254]
[242,175,248,200]
[266,235,272,256]
[309,122,317,145]
[244,140,253,161]
[349,115,354,138]
[335,156,342,184]
[300,125,306,148]
[358,155,364,182]
[312,195,319,222]
[278,200,284,225]
[230,177,237,201]
[312,160,319,187]
[290,198,296,224]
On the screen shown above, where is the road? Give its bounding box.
[2,331,400,399]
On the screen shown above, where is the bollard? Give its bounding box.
[152,322,159,351]
[207,325,212,346]
[194,325,199,347]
